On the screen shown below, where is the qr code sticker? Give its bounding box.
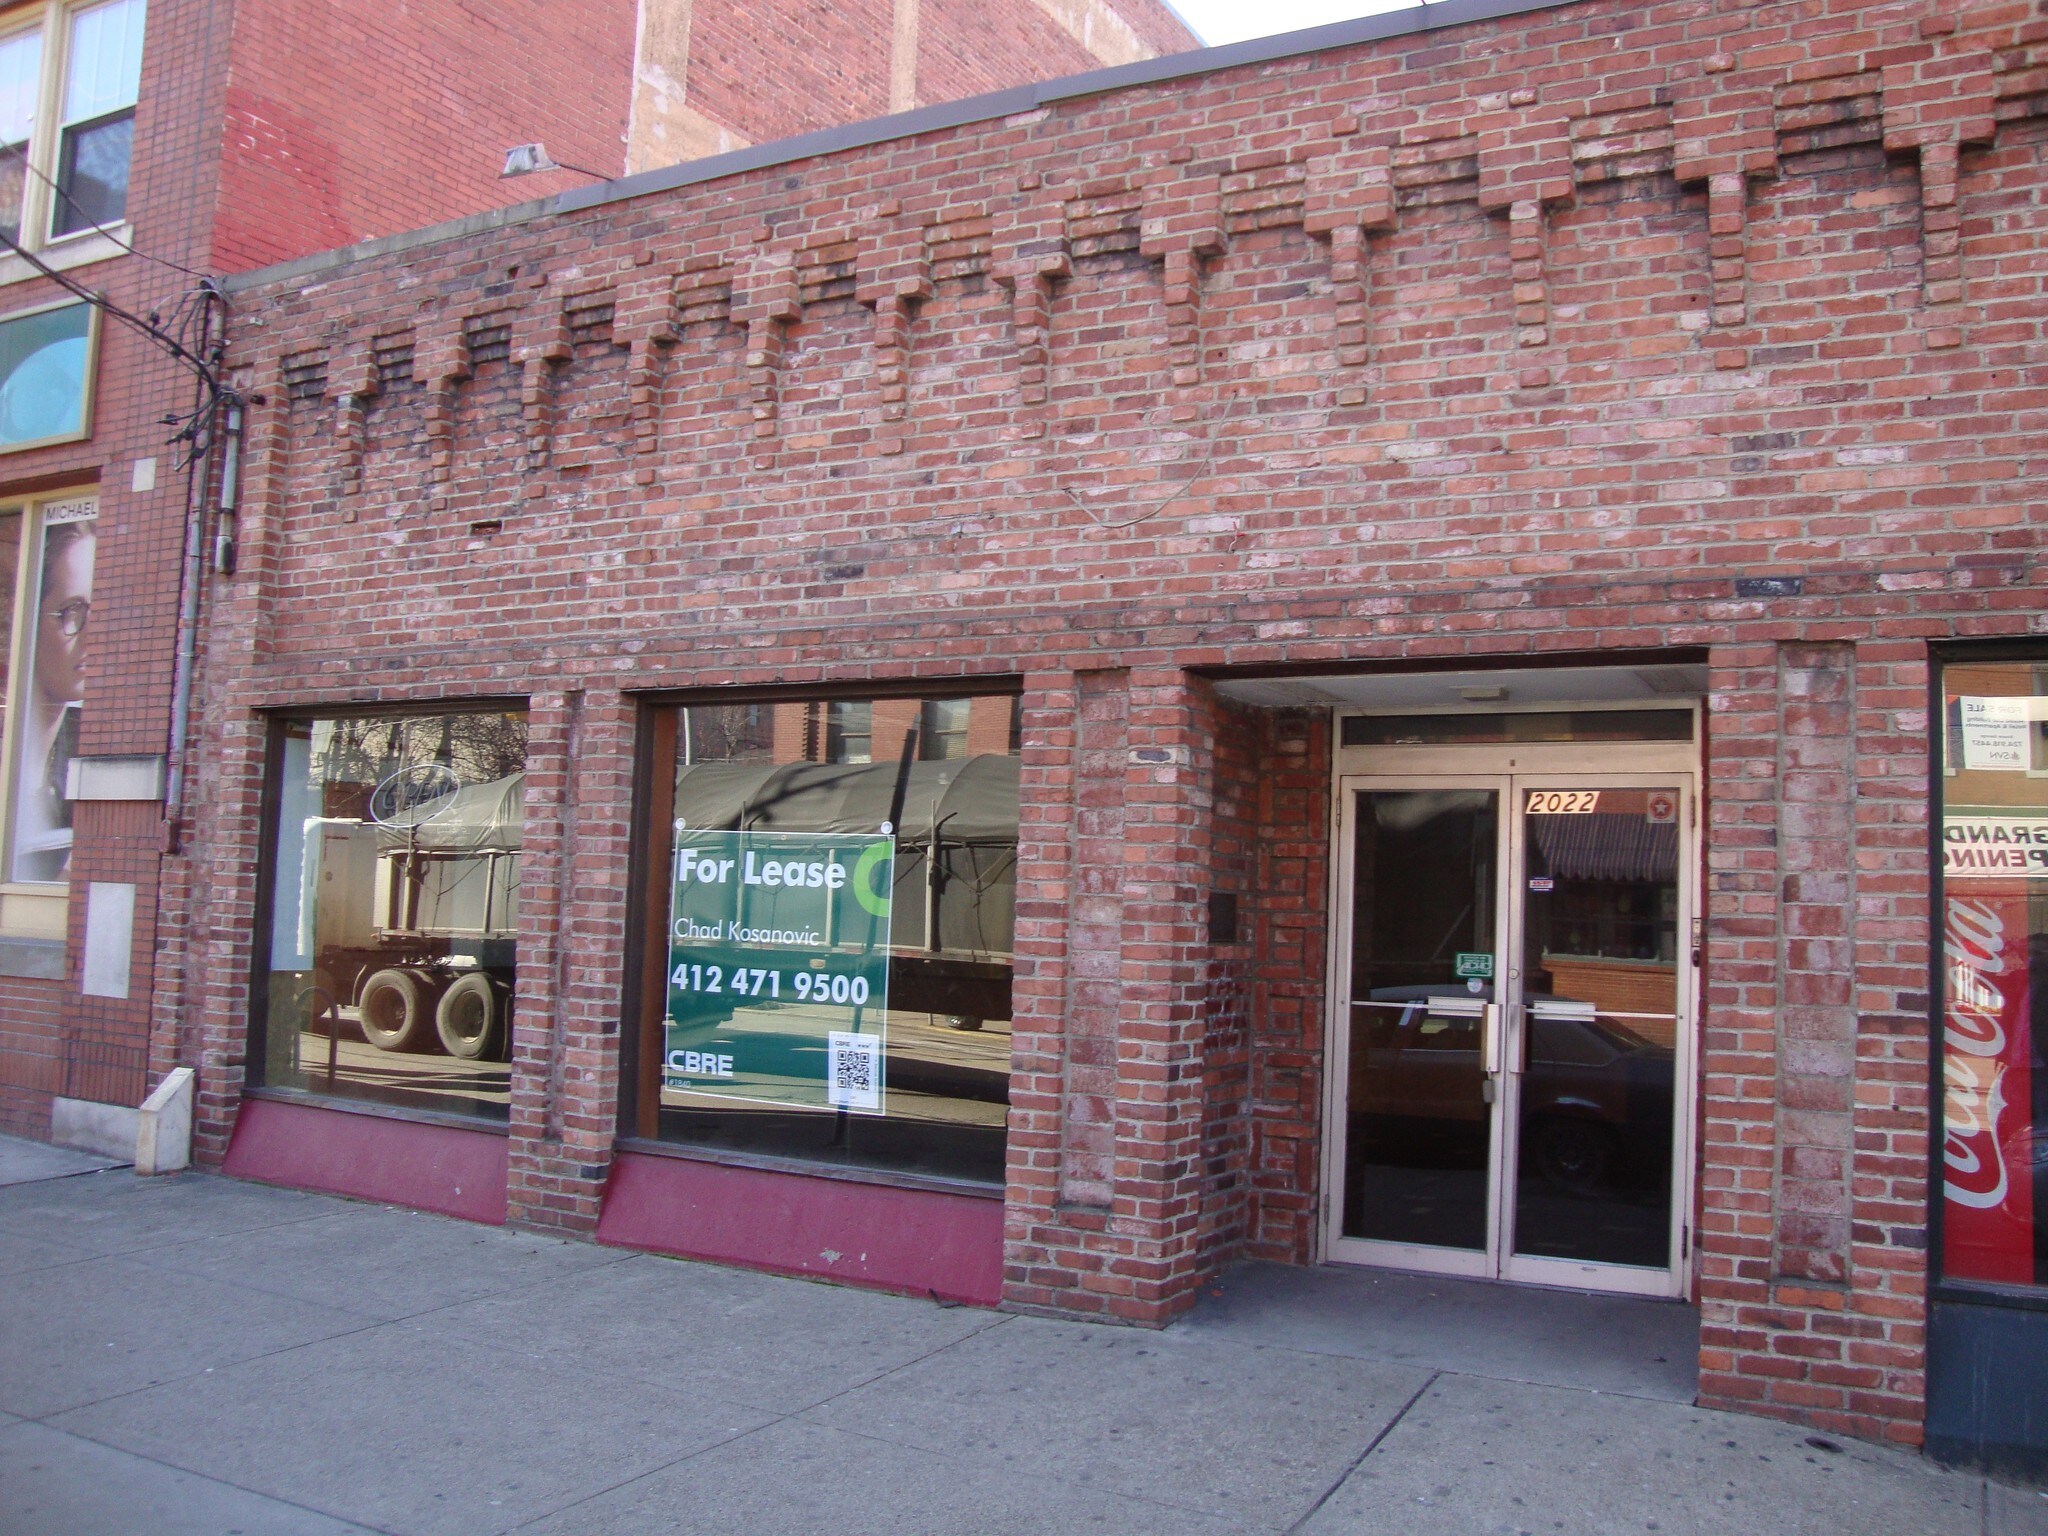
[826,1031,882,1112]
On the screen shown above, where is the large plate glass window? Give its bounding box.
[0,488,97,936]
[1938,659,2048,1294]
[252,707,528,1123]
[636,690,1020,1184]
[8,492,92,880]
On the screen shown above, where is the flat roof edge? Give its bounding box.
[221,0,1584,296]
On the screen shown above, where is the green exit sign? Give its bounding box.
[1455,952,1494,980]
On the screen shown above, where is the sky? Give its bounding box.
[1168,0,1423,47]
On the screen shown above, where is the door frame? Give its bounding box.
[1324,773,1510,1282]
[1320,731,1702,1299]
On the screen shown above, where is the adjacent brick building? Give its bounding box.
[95,0,2048,1487]
[0,0,643,1157]
[627,0,1196,167]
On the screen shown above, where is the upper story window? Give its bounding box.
[0,0,143,251]
[920,698,971,760]
[823,700,872,765]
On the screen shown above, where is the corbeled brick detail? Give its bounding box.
[183,0,2048,1449]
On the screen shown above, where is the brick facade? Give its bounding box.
[0,0,1197,1141]
[167,0,2048,1454]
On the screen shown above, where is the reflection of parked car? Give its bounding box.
[1353,986,1674,1192]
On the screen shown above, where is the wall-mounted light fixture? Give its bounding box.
[500,143,610,181]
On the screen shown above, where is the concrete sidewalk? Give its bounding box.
[0,1142,2042,1536]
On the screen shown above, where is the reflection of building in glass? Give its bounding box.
[665,694,1019,1184]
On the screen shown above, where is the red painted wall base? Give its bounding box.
[223,1096,509,1225]
[596,1150,1002,1307]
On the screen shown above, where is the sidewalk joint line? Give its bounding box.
[1283,1368,1439,1535]
[1171,1327,1695,1409]
[13,1417,410,1536]
[502,1312,1018,1532]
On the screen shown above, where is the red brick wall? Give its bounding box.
[1246,710,1331,1265]
[0,972,64,1134]
[1198,688,1257,1273]
[185,0,2048,1446]
[919,0,1101,104]
[1196,697,1334,1275]
[0,0,246,1134]
[682,0,1196,149]
[0,0,641,1136]
[684,0,895,144]
[212,0,637,273]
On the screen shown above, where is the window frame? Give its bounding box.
[919,697,972,760]
[243,696,533,1127]
[0,0,140,273]
[620,679,1023,1194]
[0,291,97,453]
[823,698,872,764]
[0,485,93,934]
[1928,641,2048,1312]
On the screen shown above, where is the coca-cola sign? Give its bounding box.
[1942,891,2037,1285]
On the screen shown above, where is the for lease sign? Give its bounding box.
[665,829,894,1114]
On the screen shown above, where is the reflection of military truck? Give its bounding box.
[301,772,522,1060]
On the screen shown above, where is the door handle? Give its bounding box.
[1481,1002,1502,1077]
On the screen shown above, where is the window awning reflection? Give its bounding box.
[1529,813,1675,883]
[375,772,524,853]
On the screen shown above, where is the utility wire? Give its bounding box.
[0,224,236,463]
[0,224,219,385]
[0,211,234,456]
[20,157,209,280]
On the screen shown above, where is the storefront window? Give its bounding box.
[641,692,1019,1184]
[1939,660,2048,1292]
[252,708,527,1123]
[10,499,92,881]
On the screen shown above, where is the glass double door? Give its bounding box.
[1329,773,1693,1295]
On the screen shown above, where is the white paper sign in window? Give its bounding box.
[1961,695,2032,773]
[826,1030,882,1112]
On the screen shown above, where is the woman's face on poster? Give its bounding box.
[35,522,92,707]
